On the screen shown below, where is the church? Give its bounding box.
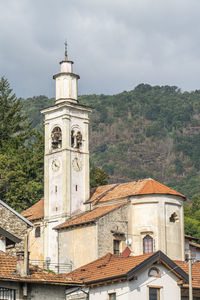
[22,47,188,273]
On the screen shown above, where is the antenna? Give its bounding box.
[64,40,68,60]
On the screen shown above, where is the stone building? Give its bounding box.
[0,199,32,255]
[22,48,186,272]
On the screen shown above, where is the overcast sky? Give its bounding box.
[1,0,200,98]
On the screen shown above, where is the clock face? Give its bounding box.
[72,157,82,172]
[52,159,60,172]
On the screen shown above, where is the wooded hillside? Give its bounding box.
[23,84,200,199]
[17,83,200,239]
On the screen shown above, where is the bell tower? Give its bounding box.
[41,44,91,266]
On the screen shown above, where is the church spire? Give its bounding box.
[53,43,80,104]
[64,41,68,61]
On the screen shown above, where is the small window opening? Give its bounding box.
[35,226,41,238]
[55,185,57,193]
[51,127,62,149]
[169,212,178,223]
[71,130,75,147]
[109,293,116,300]
[113,240,120,254]
[143,235,153,254]
[75,185,78,191]
[149,287,160,300]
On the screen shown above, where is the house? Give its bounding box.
[0,199,33,255]
[64,250,200,300]
[0,250,81,300]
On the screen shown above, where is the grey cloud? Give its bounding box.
[0,0,200,98]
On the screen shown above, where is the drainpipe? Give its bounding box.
[189,250,193,300]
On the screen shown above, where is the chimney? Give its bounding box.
[16,234,29,276]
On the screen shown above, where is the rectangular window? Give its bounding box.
[35,226,41,238]
[149,287,160,300]
[113,240,120,254]
[109,293,116,300]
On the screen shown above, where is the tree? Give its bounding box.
[90,166,109,188]
[0,77,31,151]
[0,77,43,211]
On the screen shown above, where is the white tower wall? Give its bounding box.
[41,52,91,268]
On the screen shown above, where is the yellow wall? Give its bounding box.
[58,224,97,269]
[29,220,44,268]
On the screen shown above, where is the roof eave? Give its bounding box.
[127,251,188,282]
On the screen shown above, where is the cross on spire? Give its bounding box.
[64,41,68,61]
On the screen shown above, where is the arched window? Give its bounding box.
[35,226,41,238]
[51,127,62,149]
[143,235,153,254]
[71,128,83,149]
[148,267,160,277]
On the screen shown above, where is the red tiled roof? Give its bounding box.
[65,252,154,283]
[66,251,200,288]
[175,260,200,288]
[88,178,185,204]
[54,202,127,230]
[0,251,80,285]
[21,198,44,221]
[189,241,200,249]
[21,179,185,222]
[185,234,199,242]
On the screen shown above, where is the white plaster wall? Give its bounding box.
[61,61,72,73]
[129,194,184,260]
[56,74,77,100]
[0,237,6,252]
[89,265,181,300]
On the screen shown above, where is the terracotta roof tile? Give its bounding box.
[175,260,200,288]
[54,202,127,230]
[89,178,185,204]
[0,251,80,285]
[189,241,200,249]
[22,198,44,221]
[66,252,200,288]
[65,252,154,283]
[22,179,185,222]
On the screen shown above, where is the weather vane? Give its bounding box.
[64,40,68,60]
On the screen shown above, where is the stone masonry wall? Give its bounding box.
[97,204,129,257]
[0,203,30,255]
